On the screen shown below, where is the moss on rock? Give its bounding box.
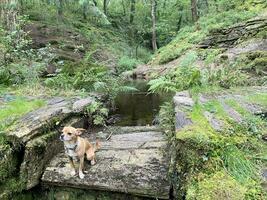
[187,171,246,200]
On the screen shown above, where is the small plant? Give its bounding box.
[117,56,140,74]
[85,101,109,126]
[158,102,175,136]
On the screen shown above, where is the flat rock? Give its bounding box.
[42,128,170,199]
[173,87,267,132]
[204,111,224,131]
[173,91,194,131]
[173,91,194,109]
[7,97,94,143]
[72,97,94,112]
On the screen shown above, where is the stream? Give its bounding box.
[110,80,171,126]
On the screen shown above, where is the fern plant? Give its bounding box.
[85,101,109,126]
[148,66,202,93]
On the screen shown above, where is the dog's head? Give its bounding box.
[60,126,85,142]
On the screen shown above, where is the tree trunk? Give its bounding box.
[176,15,182,31]
[57,0,63,17]
[151,0,157,51]
[191,0,198,22]
[83,4,87,20]
[103,0,108,15]
[130,0,135,24]
[121,0,126,16]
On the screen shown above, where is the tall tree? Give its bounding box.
[129,0,136,24]
[79,0,89,20]
[151,0,157,51]
[191,0,198,22]
[57,0,63,17]
[103,0,108,15]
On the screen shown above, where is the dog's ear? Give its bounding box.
[75,128,86,136]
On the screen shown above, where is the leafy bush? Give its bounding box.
[85,101,109,126]
[117,56,140,74]
[148,66,201,93]
[0,16,54,85]
[202,65,249,89]
[0,62,45,85]
[45,63,137,101]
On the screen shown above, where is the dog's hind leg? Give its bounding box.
[79,156,85,179]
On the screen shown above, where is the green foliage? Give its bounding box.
[45,63,137,101]
[117,56,140,74]
[0,16,54,85]
[246,93,267,107]
[158,102,175,136]
[151,2,263,64]
[221,146,257,184]
[148,66,201,93]
[85,101,109,126]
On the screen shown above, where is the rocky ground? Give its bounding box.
[42,126,170,199]
[172,86,267,198]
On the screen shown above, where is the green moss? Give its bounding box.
[0,146,19,183]
[187,171,247,200]
[253,57,267,75]
[176,103,218,148]
[0,177,25,199]
[225,99,248,116]
[246,93,267,107]
[155,41,192,64]
[203,100,227,118]
[29,131,58,154]
[0,98,46,132]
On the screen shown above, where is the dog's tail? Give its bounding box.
[94,140,101,152]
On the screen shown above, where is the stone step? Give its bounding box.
[41,130,170,199]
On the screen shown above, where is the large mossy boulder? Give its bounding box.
[0,96,95,197]
[171,87,267,199]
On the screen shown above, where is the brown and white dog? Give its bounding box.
[60,126,100,179]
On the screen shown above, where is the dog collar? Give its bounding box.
[64,143,78,152]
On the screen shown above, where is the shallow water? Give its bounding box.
[111,80,171,126]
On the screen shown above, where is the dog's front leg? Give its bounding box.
[68,156,76,176]
[79,156,85,179]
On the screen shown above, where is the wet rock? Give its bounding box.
[42,128,170,199]
[174,111,193,131]
[223,39,267,61]
[221,102,243,123]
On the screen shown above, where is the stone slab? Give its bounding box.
[42,130,170,199]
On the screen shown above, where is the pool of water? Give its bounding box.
[111,80,172,126]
